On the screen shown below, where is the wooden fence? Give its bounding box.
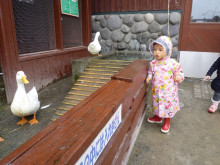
[1,60,149,164]
[92,0,184,13]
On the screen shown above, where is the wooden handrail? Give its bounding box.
[1,60,149,165]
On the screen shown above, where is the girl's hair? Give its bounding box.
[153,43,157,46]
[153,43,163,48]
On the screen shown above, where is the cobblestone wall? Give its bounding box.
[92,12,181,59]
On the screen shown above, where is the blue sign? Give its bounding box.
[75,104,122,165]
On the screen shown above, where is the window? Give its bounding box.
[61,0,82,48]
[191,0,220,23]
[12,0,83,55]
[12,0,56,54]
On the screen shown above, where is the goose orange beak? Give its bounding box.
[22,76,29,84]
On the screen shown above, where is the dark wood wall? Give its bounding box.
[92,0,184,13]
[0,0,92,103]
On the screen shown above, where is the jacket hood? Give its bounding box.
[149,36,173,58]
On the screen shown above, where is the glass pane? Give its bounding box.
[61,0,82,48]
[191,0,220,23]
[12,0,56,55]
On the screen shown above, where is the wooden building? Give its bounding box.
[91,0,220,53]
[0,0,92,103]
[91,0,220,78]
[1,0,220,164]
[1,0,220,101]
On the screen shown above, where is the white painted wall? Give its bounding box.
[179,51,219,79]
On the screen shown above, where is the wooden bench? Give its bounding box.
[1,59,149,165]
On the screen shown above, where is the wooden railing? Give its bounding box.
[1,60,149,165]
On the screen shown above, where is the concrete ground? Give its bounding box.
[0,76,73,160]
[1,76,220,164]
[128,78,220,165]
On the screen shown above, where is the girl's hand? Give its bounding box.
[203,76,211,82]
[174,75,182,83]
[146,77,151,84]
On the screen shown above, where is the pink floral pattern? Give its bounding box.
[148,58,184,118]
[148,36,184,118]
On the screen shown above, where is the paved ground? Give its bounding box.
[128,78,220,165]
[1,77,220,164]
[0,76,73,160]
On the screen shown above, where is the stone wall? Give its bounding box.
[92,12,181,59]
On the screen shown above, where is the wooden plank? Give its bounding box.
[181,23,220,52]
[95,106,133,164]
[139,0,143,11]
[82,0,91,46]
[148,0,153,10]
[53,0,63,49]
[112,59,149,82]
[97,94,146,165]
[116,60,148,118]
[1,59,149,164]
[104,0,111,12]
[20,60,37,92]
[129,0,135,11]
[0,0,21,103]
[170,0,175,10]
[1,80,131,164]
[111,0,115,12]
[34,58,44,90]
[62,54,72,77]
[140,0,147,11]
[3,76,110,164]
[161,0,166,10]
[179,0,184,10]
[121,81,145,119]
[91,0,185,12]
[131,83,147,115]
[116,0,122,11]
[179,0,220,52]
[36,106,110,164]
[121,0,128,11]
[41,81,131,164]
[0,79,108,163]
[91,0,96,13]
[134,0,138,11]
[171,0,182,10]
[40,57,51,88]
[99,0,105,13]
[113,96,146,165]
[130,96,146,134]
[48,56,59,82]
[153,0,159,10]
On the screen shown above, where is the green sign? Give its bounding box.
[61,0,79,17]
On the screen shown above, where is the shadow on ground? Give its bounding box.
[0,76,73,160]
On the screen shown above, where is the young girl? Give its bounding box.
[146,36,184,133]
[203,56,220,113]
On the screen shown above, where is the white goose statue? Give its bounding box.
[11,71,40,125]
[88,31,102,56]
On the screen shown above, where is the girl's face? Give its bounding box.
[153,44,166,60]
